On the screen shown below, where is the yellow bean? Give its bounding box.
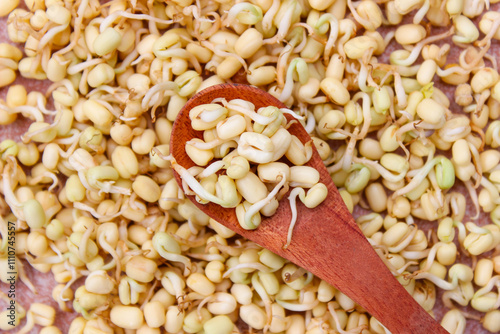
[203,315,234,334]
[126,255,158,283]
[110,305,144,330]
[0,0,19,17]
[320,77,350,105]
[186,272,216,296]
[143,301,166,328]
[0,68,16,88]
[83,100,114,128]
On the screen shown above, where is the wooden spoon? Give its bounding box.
[170,83,447,334]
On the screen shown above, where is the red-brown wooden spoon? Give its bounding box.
[170,83,447,334]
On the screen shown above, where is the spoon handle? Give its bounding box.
[270,191,447,334]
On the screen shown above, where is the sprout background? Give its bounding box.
[0,0,500,333]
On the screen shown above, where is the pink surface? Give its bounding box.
[0,2,499,334]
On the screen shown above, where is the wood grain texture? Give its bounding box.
[170,83,449,334]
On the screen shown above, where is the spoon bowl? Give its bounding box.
[170,83,447,334]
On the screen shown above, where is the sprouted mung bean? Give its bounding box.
[173,99,328,246]
[1,0,500,333]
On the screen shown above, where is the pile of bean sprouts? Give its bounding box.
[174,98,328,248]
[0,0,500,333]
